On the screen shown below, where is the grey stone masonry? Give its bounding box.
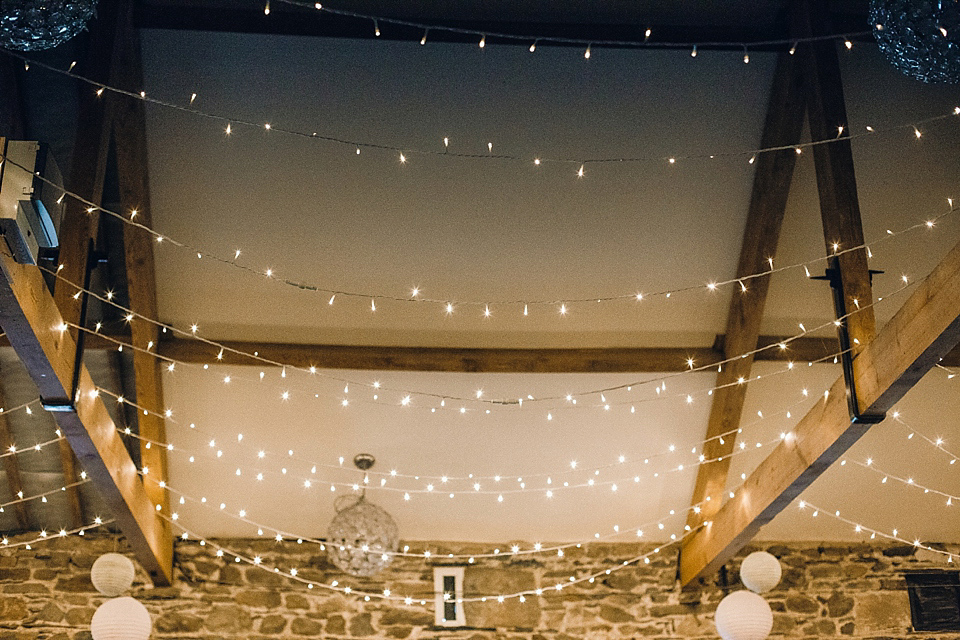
[2,534,960,638]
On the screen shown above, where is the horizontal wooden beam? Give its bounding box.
[5,332,959,372]
[136,1,870,51]
[679,232,960,587]
[0,250,172,585]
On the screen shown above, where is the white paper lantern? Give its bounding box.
[91,597,151,640]
[739,551,782,593]
[714,590,773,640]
[91,553,136,596]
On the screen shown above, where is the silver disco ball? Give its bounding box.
[0,0,97,51]
[871,0,960,83]
[327,494,399,577]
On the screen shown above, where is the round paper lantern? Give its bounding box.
[739,551,782,593]
[870,0,960,83]
[90,597,151,640]
[714,590,773,640]
[91,553,135,596]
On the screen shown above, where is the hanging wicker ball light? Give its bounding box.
[0,0,97,51]
[326,454,400,577]
[871,0,960,83]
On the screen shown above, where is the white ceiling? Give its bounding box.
[136,28,960,545]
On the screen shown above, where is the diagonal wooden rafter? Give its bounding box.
[679,230,960,586]
[0,247,173,584]
[48,0,128,531]
[686,48,807,529]
[800,0,876,355]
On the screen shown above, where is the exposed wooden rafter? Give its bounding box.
[6,332,960,372]
[679,0,887,586]
[686,49,807,530]
[800,0,876,355]
[0,248,173,584]
[679,231,960,586]
[48,0,129,531]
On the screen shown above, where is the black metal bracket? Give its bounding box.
[810,257,886,424]
[40,241,108,414]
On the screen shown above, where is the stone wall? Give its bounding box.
[2,534,960,639]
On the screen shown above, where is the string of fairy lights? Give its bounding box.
[0,398,39,418]
[841,412,960,506]
[161,509,702,604]
[275,0,870,53]
[39,244,919,411]
[5,46,953,179]
[3,144,957,312]
[109,388,824,496]
[796,501,957,563]
[117,407,787,500]
[25,253,912,497]
[0,14,956,616]
[0,518,115,550]
[153,476,706,559]
[891,413,960,464]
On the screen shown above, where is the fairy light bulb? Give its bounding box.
[844,38,853,50]
[263,1,270,15]
[529,41,537,52]
[421,30,428,45]
[691,45,697,57]
[374,20,380,36]
[479,34,486,48]
[577,164,584,178]
[789,42,797,55]
[743,47,750,63]
[584,44,591,59]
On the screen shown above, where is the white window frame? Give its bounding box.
[433,566,466,627]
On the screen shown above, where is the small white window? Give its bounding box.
[433,566,466,626]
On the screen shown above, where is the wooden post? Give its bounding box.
[687,50,807,528]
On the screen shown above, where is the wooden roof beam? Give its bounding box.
[0,248,173,585]
[47,0,129,531]
[800,0,877,354]
[686,49,807,529]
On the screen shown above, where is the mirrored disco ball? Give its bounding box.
[871,0,960,83]
[0,0,97,51]
[327,495,399,577]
